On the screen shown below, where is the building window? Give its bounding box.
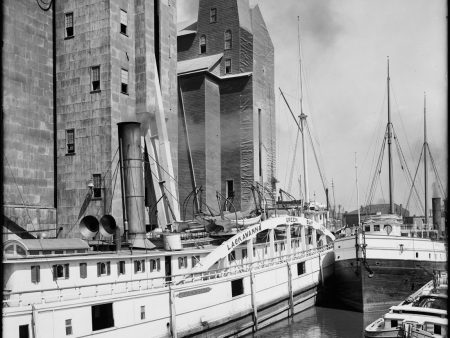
[91,66,100,91]
[231,278,244,297]
[31,265,40,283]
[97,262,111,276]
[225,59,232,74]
[178,256,188,269]
[373,224,380,231]
[199,35,206,54]
[118,261,126,275]
[93,174,102,198]
[121,69,128,94]
[120,9,127,35]
[191,256,200,268]
[297,262,305,275]
[52,264,70,280]
[80,263,87,279]
[65,12,74,38]
[92,303,114,331]
[210,8,217,23]
[65,319,73,335]
[140,305,145,320]
[134,259,146,273]
[66,129,75,154]
[224,30,232,49]
[19,325,29,338]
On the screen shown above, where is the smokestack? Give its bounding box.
[432,197,442,232]
[118,122,155,249]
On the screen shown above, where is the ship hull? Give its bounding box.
[334,257,447,312]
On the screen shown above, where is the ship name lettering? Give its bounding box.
[226,224,261,251]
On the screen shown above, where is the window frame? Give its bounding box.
[178,256,188,269]
[91,66,101,92]
[224,30,232,50]
[149,258,160,272]
[31,265,40,283]
[66,129,75,155]
[80,262,87,279]
[92,174,102,199]
[120,9,128,36]
[118,260,126,275]
[97,262,111,276]
[120,68,129,94]
[210,8,217,23]
[140,305,145,320]
[65,319,73,336]
[134,259,146,273]
[297,261,305,276]
[225,58,232,74]
[65,12,74,39]
[199,35,206,54]
[53,264,70,280]
[231,278,244,297]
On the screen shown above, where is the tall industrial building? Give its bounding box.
[177,0,276,217]
[2,0,178,238]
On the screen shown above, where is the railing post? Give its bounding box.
[287,262,294,317]
[249,270,258,332]
[169,284,177,338]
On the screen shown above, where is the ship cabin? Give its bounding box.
[2,229,321,308]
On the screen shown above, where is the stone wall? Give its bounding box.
[2,0,56,237]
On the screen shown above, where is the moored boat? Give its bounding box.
[364,275,448,337]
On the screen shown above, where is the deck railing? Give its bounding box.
[3,244,333,308]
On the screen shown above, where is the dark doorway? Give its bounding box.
[165,256,172,283]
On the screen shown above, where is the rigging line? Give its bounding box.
[107,159,120,214]
[427,144,447,198]
[405,146,425,214]
[287,128,300,192]
[279,88,302,132]
[305,121,327,192]
[392,126,424,212]
[365,129,387,206]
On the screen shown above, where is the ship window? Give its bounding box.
[391,319,398,328]
[91,66,100,91]
[16,246,26,255]
[134,259,146,273]
[242,248,248,259]
[231,278,244,297]
[31,265,40,283]
[43,250,52,255]
[92,303,114,331]
[190,256,199,268]
[66,250,74,254]
[365,225,371,232]
[65,12,74,38]
[253,247,256,256]
[373,224,380,231]
[150,258,161,271]
[118,261,126,275]
[65,319,73,335]
[281,243,285,251]
[29,250,40,255]
[80,263,87,278]
[297,262,305,275]
[53,264,70,280]
[228,251,236,262]
[5,245,14,254]
[120,9,127,35]
[55,250,63,254]
[210,8,217,23]
[177,256,187,269]
[416,252,419,258]
[140,305,145,320]
[19,324,29,338]
[97,262,111,276]
[274,243,278,252]
[199,35,206,54]
[434,324,441,334]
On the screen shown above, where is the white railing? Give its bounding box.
[3,244,333,308]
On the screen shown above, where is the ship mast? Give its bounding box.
[297,17,309,204]
[355,153,361,226]
[387,57,395,214]
[423,92,428,226]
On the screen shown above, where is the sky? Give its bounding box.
[177,0,447,216]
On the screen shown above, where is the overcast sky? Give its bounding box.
[177,0,447,216]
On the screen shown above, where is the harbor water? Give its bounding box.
[246,306,385,338]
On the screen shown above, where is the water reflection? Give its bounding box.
[247,307,385,338]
